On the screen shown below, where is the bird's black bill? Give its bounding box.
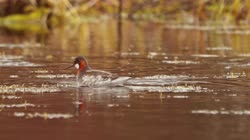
[65,64,74,69]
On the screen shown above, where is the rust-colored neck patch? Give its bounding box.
[77,60,87,77]
[79,60,86,71]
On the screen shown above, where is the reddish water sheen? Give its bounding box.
[0,20,250,140]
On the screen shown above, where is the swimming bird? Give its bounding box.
[67,56,130,87]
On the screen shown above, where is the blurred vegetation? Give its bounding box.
[0,0,250,26]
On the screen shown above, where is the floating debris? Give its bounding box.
[224,66,232,69]
[9,75,19,78]
[121,52,140,56]
[0,55,23,60]
[0,61,42,67]
[32,70,49,74]
[229,58,244,62]
[36,74,75,79]
[143,75,190,80]
[192,54,220,58]
[191,110,250,115]
[14,112,73,119]
[228,94,237,97]
[237,63,250,68]
[166,95,190,99]
[162,60,200,64]
[0,95,21,99]
[238,54,250,57]
[115,95,130,98]
[147,52,166,59]
[0,43,41,48]
[107,104,120,107]
[172,95,189,99]
[107,103,131,108]
[57,82,77,88]
[225,72,246,79]
[206,47,232,51]
[216,30,250,35]
[0,84,60,93]
[165,25,216,31]
[0,103,35,108]
[214,99,220,102]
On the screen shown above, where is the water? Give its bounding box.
[0,20,250,140]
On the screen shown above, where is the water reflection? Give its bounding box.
[1,20,250,58]
[74,86,130,117]
[74,87,86,117]
[117,15,123,58]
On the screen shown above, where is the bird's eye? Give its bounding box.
[74,64,80,69]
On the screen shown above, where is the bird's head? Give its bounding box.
[67,56,91,78]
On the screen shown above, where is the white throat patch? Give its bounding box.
[74,64,79,69]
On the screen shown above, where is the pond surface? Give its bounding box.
[0,20,250,140]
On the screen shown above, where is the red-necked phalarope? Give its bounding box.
[67,56,130,87]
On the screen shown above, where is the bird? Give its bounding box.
[67,56,131,87]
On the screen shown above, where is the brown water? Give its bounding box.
[0,20,250,140]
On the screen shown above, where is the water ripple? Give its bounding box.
[126,85,209,93]
[0,55,41,67]
[0,84,60,93]
[126,75,208,86]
